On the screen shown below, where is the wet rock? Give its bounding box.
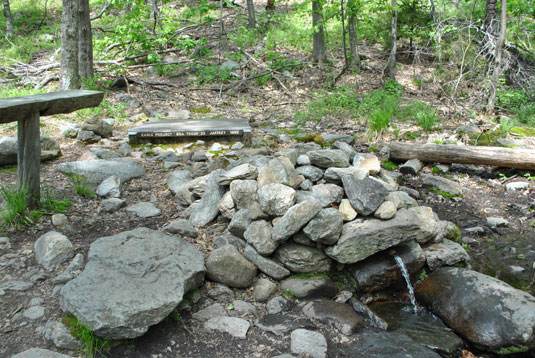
[101,198,124,213]
[421,174,463,197]
[349,298,389,330]
[310,184,344,207]
[190,170,225,227]
[96,175,121,198]
[302,299,364,335]
[11,348,74,358]
[244,220,277,256]
[296,165,324,182]
[43,319,79,350]
[243,245,290,280]
[255,314,315,336]
[276,243,332,273]
[126,202,161,218]
[162,219,197,238]
[267,296,290,314]
[272,200,322,243]
[308,149,349,168]
[280,277,338,299]
[257,183,296,216]
[374,200,397,219]
[34,231,74,270]
[57,159,145,184]
[291,329,327,358]
[206,245,256,288]
[399,159,424,176]
[416,267,535,352]
[326,208,437,264]
[353,153,381,174]
[192,303,227,322]
[218,164,258,185]
[59,228,205,339]
[344,329,442,358]
[347,241,425,292]
[423,239,470,270]
[204,316,250,339]
[303,208,343,245]
[253,278,278,302]
[257,157,302,189]
[342,176,389,216]
[339,199,358,221]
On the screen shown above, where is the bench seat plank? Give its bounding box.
[0,90,104,124]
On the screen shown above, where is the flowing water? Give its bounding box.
[394,254,419,314]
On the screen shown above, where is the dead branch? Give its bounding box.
[91,2,112,21]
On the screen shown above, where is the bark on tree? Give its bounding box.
[78,0,93,79]
[61,0,80,90]
[312,0,325,64]
[3,0,14,37]
[487,0,507,111]
[246,0,256,28]
[348,14,360,71]
[387,0,397,80]
[483,0,498,34]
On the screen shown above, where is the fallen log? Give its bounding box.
[389,142,535,170]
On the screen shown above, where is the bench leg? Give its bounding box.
[17,111,41,208]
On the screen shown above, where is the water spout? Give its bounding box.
[393,254,419,314]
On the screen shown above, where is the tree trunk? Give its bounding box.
[387,0,397,80]
[3,0,14,36]
[487,0,506,112]
[61,0,80,90]
[483,0,498,34]
[246,0,256,28]
[390,141,535,170]
[312,0,325,64]
[348,14,360,71]
[78,0,93,79]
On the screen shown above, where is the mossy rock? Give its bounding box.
[510,126,535,137]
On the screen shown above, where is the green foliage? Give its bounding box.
[39,187,70,214]
[168,310,181,322]
[62,315,111,358]
[74,98,127,123]
[0,186,33,226]
[429,188,459,199]
[495,345,529,355]
[228,26,263,49]
[282,289,296,298]
[496,88,535,126]
[0,84,46,98]
[68,175,96,198]
[368,108,393,133]
[295,86,361,123]
[382,160,399,170]
[194,65,233,84]
[400,101,440,131]
[418,268,427,280]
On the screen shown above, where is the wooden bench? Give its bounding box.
[0,90,104,207]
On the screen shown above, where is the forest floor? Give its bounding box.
[1,2,535,357]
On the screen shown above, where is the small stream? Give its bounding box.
[393,254,419,313]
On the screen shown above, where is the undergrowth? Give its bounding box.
[68,175,96,198]
[62,315,112,358]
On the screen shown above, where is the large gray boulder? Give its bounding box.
[325,207,437,264]
[57,159,144,184]
[81,117,113,138]
[272,200,322,243]
[0,136,60,165]
[244,220,277,256]
[243,245,290,280]
[59,228,205,339]
[416,267,535,352]
[303,208,343,245]
[257,183,296,216]
[34,231,74,270]
[230,179,258,209]
[190,170,225,227]
[302,299,364,335]
[342,176,389,216]
[295,165,324,182]
[423,239,470,270]
[218,163,258,185]
[310,184,344,207]
[206,245,257,288]
[420,174,463,197]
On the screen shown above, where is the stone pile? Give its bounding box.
[168,142,468,293]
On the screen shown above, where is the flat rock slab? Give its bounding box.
[126,202,161,218]
[128,118,251,141]
[343,329,442,358]
[280,277,338,299]
[204,316,250,339]
[11,348,75,358]
[57,159,145,184]
[291,329,328,358]
[255,314,315,336]
[59,227,205,339]
[302,299,364,335]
